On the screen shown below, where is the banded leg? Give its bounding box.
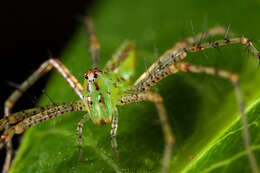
[172,25,228,51]
[134,36,260,91]
[84,17,100,68]
[120,92,175,173]
[76,115,89,161]
[110,109,119,163]
[1,100,86,143]
[2,58,84,172]
[170,62,258,173]
[0,104,65,171]
[2,140,12,173]
[3,108,12,173]
[0,104,64,131]
[104,41,136,73]
[5,58,83,116]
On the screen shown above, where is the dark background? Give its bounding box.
[0,0,93,169]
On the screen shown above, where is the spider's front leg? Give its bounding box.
[5,58,83,116]
[2,58,83,173]
[119,92,175,173]
[0,102,84,172]
[1,101,86,144]
[135,36,260,92]
[131,30,260,172]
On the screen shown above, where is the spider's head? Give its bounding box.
[83,68,114,125]
[84,68,102,82]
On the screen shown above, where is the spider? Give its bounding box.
[0,17,260,173]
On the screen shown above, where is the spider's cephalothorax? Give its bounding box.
[83,68,129,125]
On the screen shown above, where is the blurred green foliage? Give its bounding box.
[9,0,260,172]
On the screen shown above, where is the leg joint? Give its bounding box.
[165,134,175,145]
[4,100,13,109]
[146,92,163,103]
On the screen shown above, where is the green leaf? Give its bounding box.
[9,0,260,172]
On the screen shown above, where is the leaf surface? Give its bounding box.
[10,0,260,172]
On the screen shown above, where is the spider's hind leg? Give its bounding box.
[120,92,175,173]
[170,62,259,173]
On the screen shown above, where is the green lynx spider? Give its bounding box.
[0,17,260,173]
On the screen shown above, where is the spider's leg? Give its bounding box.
[5,58,83,116]
[3,59,83,172]
[134,37,259,91]
[76,114,89,161]
[104,41,136,72]
[1,106,46,173]
[84,17,100,68]
[172,25,228,51]
[1,100,86,144]
[0,104,64,131]
[2,141,12,173]
[119,92,175,173]
[3,86,84,173]
[110,108,119,163]
[0,104,63,167]
[2,106,12,173]
[170,62,258,173]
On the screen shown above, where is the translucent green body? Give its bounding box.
[83,42,136,125]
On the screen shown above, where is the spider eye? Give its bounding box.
[84,74,88,79]
[94,73,98,78]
